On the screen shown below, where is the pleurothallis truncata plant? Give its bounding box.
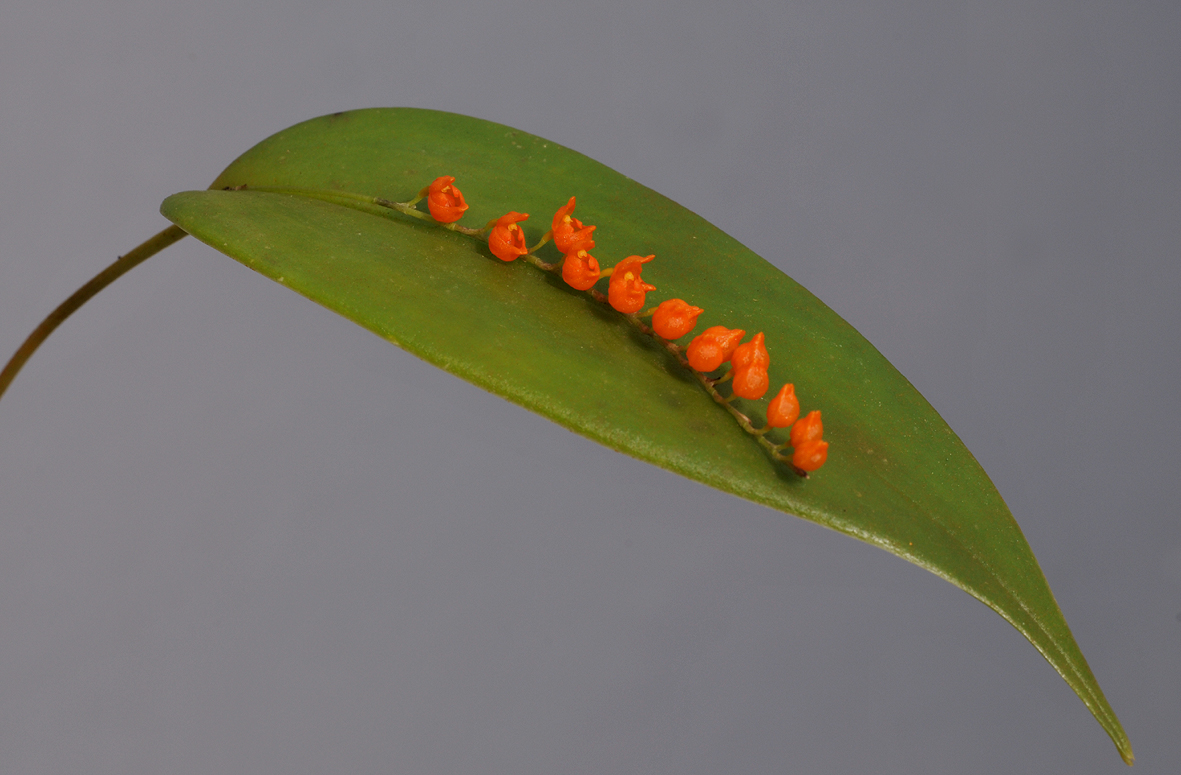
[0,108,1132,764]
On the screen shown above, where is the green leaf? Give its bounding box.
[159,108,1131,764]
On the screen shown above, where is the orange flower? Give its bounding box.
[607,255,656,314]
[728,332,771,399]
[792,439,829,472]
[686,326,746,372]
[732,368,769,400]
[651,299,704,340]
[790,410,824,449]
[731,332,770,371]
[426,176,468,223]
[766,384,800,428]
[488,211,530,262]
[551,196,596,254]
[562,249,601,290]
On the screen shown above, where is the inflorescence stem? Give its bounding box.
[239,186,494,237]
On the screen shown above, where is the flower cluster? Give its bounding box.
[411,174,830,475]
[683,325,827,472]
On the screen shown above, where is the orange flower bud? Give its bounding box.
[651,298,704,340]
[686,326,746,372]
[488,211,530,262]
[792,439,829,472]
[561,249,601,291]
[766,383,800,428]
[607,255,656,314]
[790,410,824,449]
[714,328,745,362]
[731,332,770,371]
[686,337,724,372]
[551,196,596,254]
[426,175,468,223]
[731,365,770,400]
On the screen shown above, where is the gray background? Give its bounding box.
[0,2,1177,773]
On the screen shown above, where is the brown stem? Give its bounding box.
[0,224,188,405]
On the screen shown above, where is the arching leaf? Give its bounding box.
[159,108,1131,763]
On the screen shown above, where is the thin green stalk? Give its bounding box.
[0,224,188,404]
[239,186,492,237]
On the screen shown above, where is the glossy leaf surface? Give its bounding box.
[159,108,1130,762]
